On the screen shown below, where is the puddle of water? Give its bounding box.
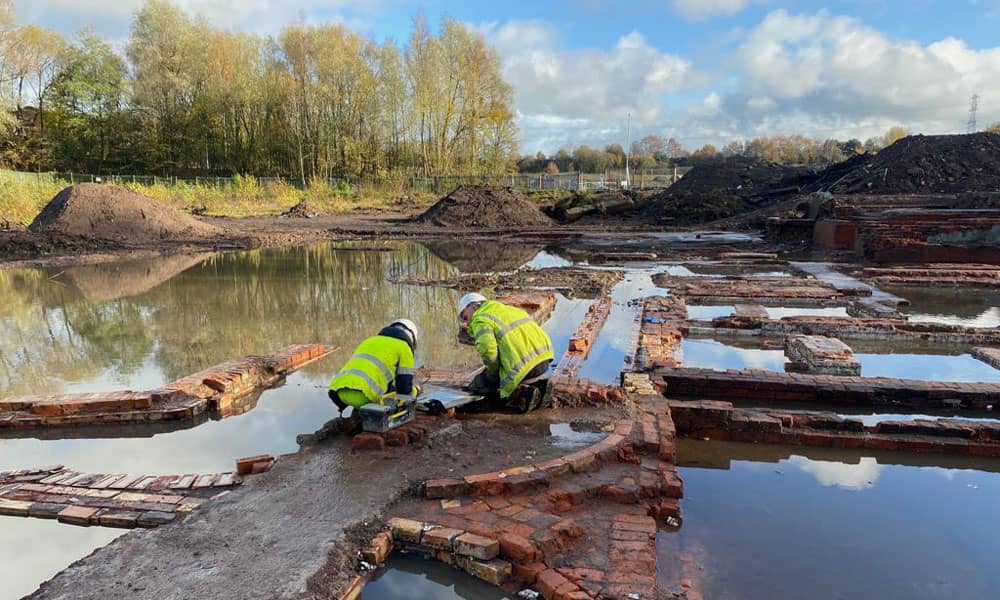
[856,353,1000,383]
[791,262,904,305]
[0,370,333,474]
[680,339,1000,383]
[680,338,788,372]
[686,305,735,320]
[765,306,849,319]
[845,412,1000,426]
[667,439,1000,600]
[548,422,606,448]
[882,285,1000,329]
[524,250,573,269]
[0,242,520,597]
[686,306,851,320]
[576,270,668,383]
[544,296,595,369]
[362,554,512,600]
[1,517,125,600]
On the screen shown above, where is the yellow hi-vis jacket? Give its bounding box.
[329,335,415,404]
[467,300,554,398]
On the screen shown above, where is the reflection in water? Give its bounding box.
[670,440,1000,600]
[0,243,498,598]
[764,306,849,319]
[680,338,788,372]
[883,285,1000,328]
[548,423,606,448]
[423,240,542,273]
[0,243,472,399]
[856,353,1000,383]
[362,555,512,600]
[1,518,124,600]
[523,251,573,270]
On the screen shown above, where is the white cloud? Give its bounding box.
[669,9,1000,146]
[17,0,382,37]
[481,20,696,152]
[671,0,767,21]
[788,455,883,490]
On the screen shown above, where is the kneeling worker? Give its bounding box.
[328,319,418,420]
[457,293,554,412]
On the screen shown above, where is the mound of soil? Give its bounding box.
[642,158,816,224]
[29,183,226,244]
[417,186,553,228]
[280,201,321,219]
[823,133,1000,194]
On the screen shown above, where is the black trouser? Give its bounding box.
[328,390,348,412]
[468,360,551,408]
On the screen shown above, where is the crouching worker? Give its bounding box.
[457,293,554,413]
[328,319,418,429]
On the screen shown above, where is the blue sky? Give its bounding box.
[16,0,1000,154]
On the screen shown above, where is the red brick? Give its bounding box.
[454,532,500,560]
[423,527,464,551]
[536,569,572,600]
[235,455,275,475]
[351,434,386,451]
[513,562,546,585]
[362,532,393,564]
[497,532,538,562]
[425,479,469,499]
[464,472,507,497]
[57,505,100,525]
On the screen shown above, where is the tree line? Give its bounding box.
[0,0,518,178]
[520,123,1000,174]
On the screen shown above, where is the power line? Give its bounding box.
[967,94,980,134]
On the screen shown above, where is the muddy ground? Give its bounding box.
[29,410,624,600]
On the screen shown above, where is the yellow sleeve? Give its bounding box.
[470,320,500,376]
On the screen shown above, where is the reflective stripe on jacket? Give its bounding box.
[467,300,554,398]
[329,335,416,404]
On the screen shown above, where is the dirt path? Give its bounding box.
[29,414,614,600]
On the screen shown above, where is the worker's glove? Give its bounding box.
[412,384,421,398]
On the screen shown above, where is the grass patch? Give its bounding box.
[0,172,438,224]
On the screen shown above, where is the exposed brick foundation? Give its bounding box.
[635,296,686,371]
[552,295,613,378]
[0,465,243,528]
[699,315,1000,346]
[655,366,1000,410]
[353,379,685,599]
[0,344,331,430]
[670,400,1000,457]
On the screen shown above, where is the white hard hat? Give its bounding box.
[389,318,419,348]
[457,293,487,319]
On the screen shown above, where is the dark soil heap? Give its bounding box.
[280,201,321,219]
[416,185,553,228]
[642,157,816,224]
[822,132,1000,194]
[29,183,225,244]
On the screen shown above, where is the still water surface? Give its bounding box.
[668,440,1000,600]
[0,243,585,599]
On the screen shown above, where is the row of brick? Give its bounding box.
[634,296,686,371]
[351,415,439,450]
[552,295,614,378]
[670,399,1000,456]
[702,315,1000,346]
[654,366,1000,410]
[0,344,330,430]
[652,273,847,301]
[353,382,687,599]
[0,465,244,529]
